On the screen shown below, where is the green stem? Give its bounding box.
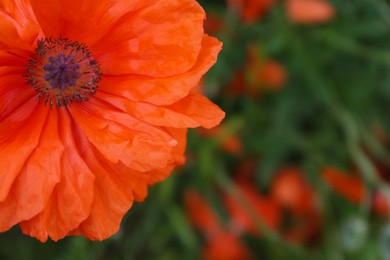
[293,34,380,201]
[313,30,390,66]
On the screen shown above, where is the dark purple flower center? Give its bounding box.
[25,37,102,108]
[43,53,81,91]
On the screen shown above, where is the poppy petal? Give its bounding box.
[95,91,224,130]
[146,127,187,185]
[70,98,177,172]
[163,92,225,129]
[0,72,35,120]
[99,35,222,106]
[73,148,137,240]
[29,0,140,45]
[0,104,61,232]
[94,0,206,77]
[0,0,42,49]
[0,12,32,50]
[19,109,95,242]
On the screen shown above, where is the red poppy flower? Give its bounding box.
[0,0,224,242]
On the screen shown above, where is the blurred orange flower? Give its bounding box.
[185,190,252,260]
[199,125,243,155]
[223,182,281,235]
[0,0,224,242]
[185,166,323,255]
[271,168,316,214]
[286,0,335,24]
[228,46,286,97]
[221,136,243,155]
[185,180,280,259]
[253,60,287,89]
[372,191,390,217]
[271,168,321,243]
[322,167,366,204]
[322,166,390,217]
[227,0,275,23]
[203,230,252,260]
[185,190,222,237]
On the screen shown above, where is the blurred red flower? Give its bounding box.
[322,166,390,217]
[204,12,224,34]
[228,46,286,97]
[372,191,390,217]
[271,168,321,243]
[227,0,275,23]
[286,0,335,24]
[0,0,224,242]
[185,190,252,260]
[203,230,252,260]
[198,125,243,155]
[223,182,281,235]
[185,166,323,257]
[185,190,222,238]
[271,168,316,214]
[322,167,366,204]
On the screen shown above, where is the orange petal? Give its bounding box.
[29,0,143,45]
[0,11,34,50]
[0,98,43,202]
[0,49,30,67]
[19,109,95,242]
[164,92,225,129]
[0,0,41,46]
[99,35,222,106]
[70,98,177,172]
[0,72,35,120]
[97,90,225,129]
[145,127,187,185]
[287,0,335,24]
[94,0,206,77]
[0,104,62,233]
[75,147,146,240]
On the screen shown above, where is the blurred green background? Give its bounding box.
[3,0,390,259]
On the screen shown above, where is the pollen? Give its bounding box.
[25,37,102,108]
